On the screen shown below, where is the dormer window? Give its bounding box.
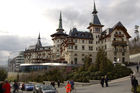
[75,33,78,36]
[82,33,85,37]
[115,32,118,34]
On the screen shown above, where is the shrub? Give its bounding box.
[0,68,7,81]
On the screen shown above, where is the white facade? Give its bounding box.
[24,3,131,65]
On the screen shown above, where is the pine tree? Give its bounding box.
[95,48,113,72]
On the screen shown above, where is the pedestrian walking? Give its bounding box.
[0,81,4,93]
[21,83,25,91]
[13,81,19,93]
[65,81,71,93]
[51,81,55,88]
[136,65,139,72]
[57,80,60,88]
[132,76,138,93]
[2,80,11,93]
[100,76,104,87]
[70,80,74,90]
[130,74,134,87]
[105,75,109,87]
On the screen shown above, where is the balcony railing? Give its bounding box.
[112,40,127,46]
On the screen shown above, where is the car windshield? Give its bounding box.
[42,85,55,90]
[26,84,34,86]
[35,84,42,88]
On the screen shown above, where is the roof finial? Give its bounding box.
[57,11,64,31]
[92,1,98,14]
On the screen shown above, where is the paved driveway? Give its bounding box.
[57,66,140,93]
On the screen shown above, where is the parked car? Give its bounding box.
[38,85,58,93]
[33,84,42,93]
[24,83,34,91]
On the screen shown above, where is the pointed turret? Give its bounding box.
[51,12,68,37]
[92,2,101,25]
[56,12,64,31]
[36,33,42,49]
[87,2,104,29]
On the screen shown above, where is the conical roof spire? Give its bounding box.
[92,2,98,14]
[56,11,64,31]
[92,1,101,25]
[36,33,42,48]
[38,32,40,39]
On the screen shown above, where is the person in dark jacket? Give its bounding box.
[105,75,109,87]
[21,83,25,91]
[132,76,138,93]
[131,74,134,87]
[13,81,19,93]
[57,80,60,88]
[0,82,4,93]
[51,81,55,88]
[70,80,74,90]
[100,76,104,87]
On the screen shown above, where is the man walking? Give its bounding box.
[100,76,104,87]
[13,81,19,93]
[57,80,60,88]
[132,76,138,93]
[105,75,109,87]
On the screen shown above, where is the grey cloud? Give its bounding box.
[100,0,140,29]
[45,0,140,34]
[0,35,48,65]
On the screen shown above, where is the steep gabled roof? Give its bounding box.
[101,21,131,39]
[112,21,127,31]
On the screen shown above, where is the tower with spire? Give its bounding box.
[87,2,104,52]
[51,12,68,60]
[87,2,104,33]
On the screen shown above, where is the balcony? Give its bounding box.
[114,34,124,37]
[112,40,127,46]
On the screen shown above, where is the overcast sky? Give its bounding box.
[0,0,140,65]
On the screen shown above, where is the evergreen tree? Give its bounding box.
[95,48,113,72]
